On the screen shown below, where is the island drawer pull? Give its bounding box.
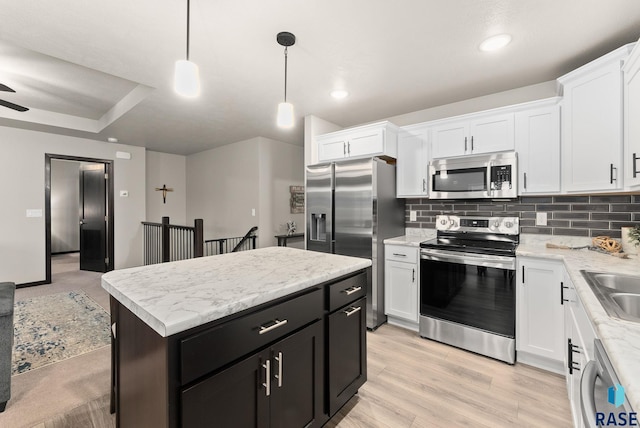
[258,319,288,335]
[342,286,362,296]
[344,306,362,317]
[392,253,407,257]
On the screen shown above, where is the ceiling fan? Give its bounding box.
[0,83,29,112]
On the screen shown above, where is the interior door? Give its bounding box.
[79,164,107,272]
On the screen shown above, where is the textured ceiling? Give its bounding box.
[1,0,640,155]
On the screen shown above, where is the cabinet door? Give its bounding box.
[515,106,561,194]
[397,129,429,197]
[469,113,515,154]
[317,136,347,162]
[328,297,367,416]
[562,61,623,192]
[347,128,385,158]
[384,260,418,322]
[431,121,468,158]
[625,45,640,187]
[270,321,324,428]
[181,349,270,428]
[517,258,565,366]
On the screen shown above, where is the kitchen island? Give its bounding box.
[102,247,371,428]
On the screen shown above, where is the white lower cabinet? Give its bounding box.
[563,269,597,428]
[384,244,419,331]
[516,257,565,374]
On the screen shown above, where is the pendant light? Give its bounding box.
[174,0,200,97]
[276,32,296,128]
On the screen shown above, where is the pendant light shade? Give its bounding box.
[174,59,200,97]
[277,102,294,128]
[276,32,296,128]
[174,0,200,97]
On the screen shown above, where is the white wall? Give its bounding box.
[186,138,261,242]
[186,137,303,249]
[51,159,81,253]
[146,151,187,225]
[258,138,305,248]
[0,126,146,284]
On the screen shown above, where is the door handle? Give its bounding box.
[561,281,569,305]
[274,352,283,388]
[80,220,85,225]
[422,178,426,193]
[262,359,271,396]
[610,163,617,184]
[471,136,474,152]
[523,172,527,190]
[634,153,639,178]
[412,268,415,283]
[343,142,346,155]
[464,136,468,152]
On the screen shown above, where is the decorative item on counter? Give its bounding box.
[546,241,629,259]
[592,236,622,253]
[286,220,297,236]
[621,225,640,255]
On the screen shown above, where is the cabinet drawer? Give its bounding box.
[329,271,367,312]
[181,287,323,384]
[385,245,418,263]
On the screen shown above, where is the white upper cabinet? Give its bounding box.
[316,121,398,162]
[431,112,514,159]
[396,125,429,198]
[515,100,561,194]
[558,44,634,193]
[624,40,640,188]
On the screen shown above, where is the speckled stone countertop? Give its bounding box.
[102,247,371,337]
[384,228,437,247]
[517,235,640,411]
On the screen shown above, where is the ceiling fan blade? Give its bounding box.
[0,83,16,93]
[0,99,29,112]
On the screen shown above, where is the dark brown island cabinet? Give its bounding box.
[109,269,368,428]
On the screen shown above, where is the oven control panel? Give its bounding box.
[435,215,519,235]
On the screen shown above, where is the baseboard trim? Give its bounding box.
[516,351,565,375]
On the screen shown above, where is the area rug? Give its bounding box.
[12,290,111,375]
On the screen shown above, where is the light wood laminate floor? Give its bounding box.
[33,324,572,427]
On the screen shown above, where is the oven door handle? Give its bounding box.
[421,249,515,270]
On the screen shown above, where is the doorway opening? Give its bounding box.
[45,154,114,284]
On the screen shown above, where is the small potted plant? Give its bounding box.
[621,225,640,255]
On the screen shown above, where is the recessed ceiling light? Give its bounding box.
[107,137,118,143]
[331,90,349,99]
[479,34,512,52]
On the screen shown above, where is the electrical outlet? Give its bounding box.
[536,212,547,226]
[252,208,256,217]
[409,210,417,222]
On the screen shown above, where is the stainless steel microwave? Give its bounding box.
[429,151,518,199]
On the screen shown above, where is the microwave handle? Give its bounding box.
[487,161,493,197]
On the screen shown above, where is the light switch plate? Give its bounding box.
[536,212,547,226]
[26,209,42,218]
[410,210,417,222]
[120,190,129,197]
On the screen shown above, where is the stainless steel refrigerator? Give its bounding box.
[306,157,405,329]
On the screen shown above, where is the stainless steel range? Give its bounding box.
[419,215,519,364]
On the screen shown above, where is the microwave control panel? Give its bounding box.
[490,165,513,190]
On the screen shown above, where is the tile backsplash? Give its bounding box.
[405,195,640,238]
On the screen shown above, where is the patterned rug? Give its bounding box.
[12,290,111,375]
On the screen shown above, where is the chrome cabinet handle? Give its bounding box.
[471,136,474,152]
[262,360,271,396]
[342,286,362,295]
[412,268,415,283]
[344,306,362,317]
[634,153,639,178]
[258,319,288,335]
[422,178,426,192]
[392,253,407,257]
[343,143,346,155]
[274,352,283,388]
[523,172,527,190]
[464,136,468,152]
[347,142,351,154]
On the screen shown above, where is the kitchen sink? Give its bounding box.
[581,271,640,323]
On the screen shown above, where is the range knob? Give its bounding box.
[493,221,501,228]
[505,221,514,229]
[440,218,448,226]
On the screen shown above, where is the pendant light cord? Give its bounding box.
[186,0,190,61]
[283,46,288,102]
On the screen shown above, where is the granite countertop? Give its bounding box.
[384,229,437,247]
[517,235,640,411]
[102,247,371,337]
